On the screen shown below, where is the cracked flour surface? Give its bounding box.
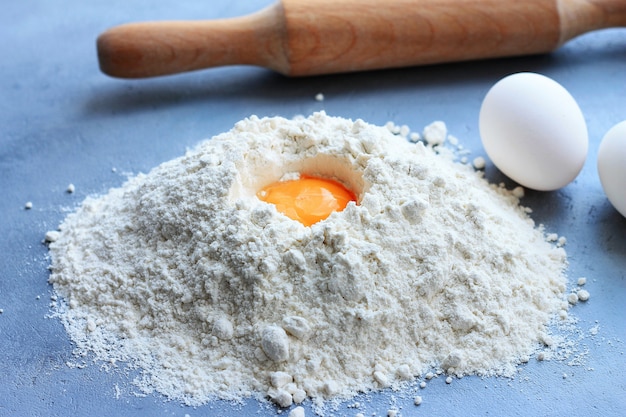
[47,112,569,412]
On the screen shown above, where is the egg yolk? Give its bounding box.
[257,175,357,226]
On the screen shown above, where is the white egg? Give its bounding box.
[479,72,588,191]
[597,121,626,217]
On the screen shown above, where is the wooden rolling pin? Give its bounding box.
[97,0,626,78]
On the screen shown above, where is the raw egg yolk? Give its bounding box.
[257,175,357,226]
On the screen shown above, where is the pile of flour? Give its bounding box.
[47,112,569,410]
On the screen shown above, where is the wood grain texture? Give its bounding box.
[282,0,562,76]
[558,0,626,43]
[97,5,288,78]
[96,0,626,78]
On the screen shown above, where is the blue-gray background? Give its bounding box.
[1,1,625,416]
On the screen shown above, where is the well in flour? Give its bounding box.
[47,112,572,411]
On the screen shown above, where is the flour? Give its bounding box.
[47,112,570,411]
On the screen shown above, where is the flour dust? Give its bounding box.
[47,112,583,413]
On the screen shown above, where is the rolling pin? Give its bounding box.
[97,0,626,78]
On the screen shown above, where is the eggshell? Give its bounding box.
[597,121,626,218]
[479,72,588,191]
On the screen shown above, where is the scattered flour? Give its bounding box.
[289,406,306,417]
[44,230,61,243]
[472,156,486,170]
[47,112,571,412]
[422,120,447,146]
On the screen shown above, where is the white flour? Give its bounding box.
[47,112,570,411]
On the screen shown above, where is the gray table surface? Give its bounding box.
[1,0,625,416]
